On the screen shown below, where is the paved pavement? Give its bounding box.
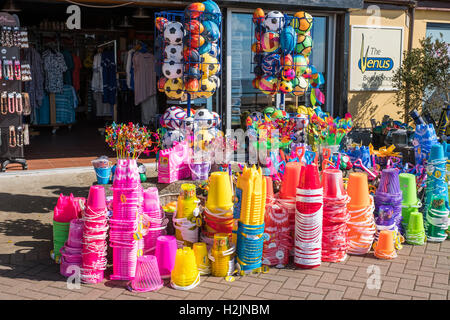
[0,168,448,300]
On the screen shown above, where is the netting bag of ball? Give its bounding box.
[251,9,314,97]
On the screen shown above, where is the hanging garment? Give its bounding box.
[42,50,68,94]
[72,54,82,92]
[24,47,44,120]
[91,52,103,92]
[55,84,78,124]
[126,48,135,90]
[133,52,156,106]
[62,49,74,86]
[94,92,112,117]
[141,95,158,127]
[101,50,117,105]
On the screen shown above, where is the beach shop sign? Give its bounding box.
[350,26,403,91]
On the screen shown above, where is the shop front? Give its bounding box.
[0,0,364,170]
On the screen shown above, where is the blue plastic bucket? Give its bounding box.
[95,167,112,185]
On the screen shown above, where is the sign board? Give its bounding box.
[349,26,403,91]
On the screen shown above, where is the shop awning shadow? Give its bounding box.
[0,192,57,214]
[42,185,90,198]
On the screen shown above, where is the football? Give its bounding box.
[164,22,184,45]
[279,80,293,93]
[264,11,285,31]
[210,75,221,88]
[194,108,215,129]
[164,78,185,99]
[184,20,204,35]
[183,116,196,133]
[209,42,220,58]
[164,44,183,62]
[161,106,187,129]
[295,34,313,56]
[291,11,313,34]
[198,77,217,98]
[162,129,186,149]
[185,2,205,19]
[212,111,221,128]
[291,76,308,96]
[200,53,219,78]
[162,60,183,79]
[157,77,167,92]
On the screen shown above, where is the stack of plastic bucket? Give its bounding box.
[374,169,404,249]
[81,186,109,283]
[235,166,266,272]
[209,234,234,277]
[60,219,83,277]
[424,144,449,242]
[202,172,234,248]
[109,158,143,280]
[262,176,291,267]
[155,235,178,279]
[374,230,397,259]
[295,164,323,269]
[405,209,426,245]
[399,173,421,233]
[321,169,350,263]
[53,194,79,262]
[171,247,200,290]
[346,172,376,255]
[193,242,211,275]
[130,255,164,292]
[142,188,166,255]
[276,162,302,259]
[174,184,200,248]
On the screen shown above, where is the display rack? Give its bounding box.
[0,12,28,172]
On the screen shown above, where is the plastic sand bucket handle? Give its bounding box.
[171,272,200,291]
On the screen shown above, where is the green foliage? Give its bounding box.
[392,35,450,123]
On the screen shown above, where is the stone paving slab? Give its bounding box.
[0,170,448,300]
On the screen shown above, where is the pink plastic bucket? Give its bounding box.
[67,219,83,248]
[80,268,104,284]
[130,255,163,292]
[110,246,138,280]
[155,235,177,278]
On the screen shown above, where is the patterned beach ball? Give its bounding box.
[261,31,280,53]
[280,25,296,55]
[279,80,293,93]
[259,75,277,95]
[262,53,281,76]
[281,68,295,81]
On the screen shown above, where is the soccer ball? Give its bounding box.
[162,60,183,79]
[209,42,220,58]
[295,35,313,56]
[264,11,285,31]
[200,53,219,78]
[198,77,217,98]
[164,22,184,45]
[293,55,309,76]
[164,44,183,62]
[157,77,167,92]
[184,47,201,66]
[210,75,220,89]
[185,78,200,93]
[183,116,196,133]
[291,11,313,34]
[162,129,185,149]
[164,78,184,99]
[161,106,187,129]
[202,20,220,42]
[212,111,221,128]
[194,108,214,129]
[279,80,292,93]
[184,20,204,35]
[291,76,308,96]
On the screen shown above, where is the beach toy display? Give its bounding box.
[235,166,266,272]
[155,235,178,279]
[193,242,211,275]
[142,188,167,255]
[129,255,164,292]
[412,124,438,166]
[373,230,397,259]
[321,169,350,263]
[81,185,109,284]
[399,173,421,233]
[174,184,201,247]
[92,156,112,185]
[424,144,449,242]
[202,171,234,248]
[295,164,323,269]
[374,168,404,249]
[263,176,291,267]
[405,210,426,245]
[346,172,376,255]
[209,233,235,277]
[171,247,200,290]
[158,140,191,183]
